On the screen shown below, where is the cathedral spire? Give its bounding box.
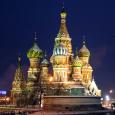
[57,3,69,38]
[11,55,26,105]
[15,55,24,81]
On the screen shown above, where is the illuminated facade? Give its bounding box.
[11,8,101,106]
[49,8,101,96]
[27,41,42,93]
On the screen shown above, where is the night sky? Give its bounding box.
[0,0,115,97]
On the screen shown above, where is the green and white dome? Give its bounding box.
[27,42,43,58]
[73,56,83,67]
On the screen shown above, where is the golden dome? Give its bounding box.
[79,41,90,57]
[27,42,43,58]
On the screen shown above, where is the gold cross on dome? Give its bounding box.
[34,32,37,41]
[82,35,86,45]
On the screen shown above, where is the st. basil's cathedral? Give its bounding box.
[11,7,101,107]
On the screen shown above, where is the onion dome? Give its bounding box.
[27,34,43,58]
[41,59,49,65]
[41,52,49,66]
[82,64,92,70]
[79,41,90,57]
[53,44,68,56]
[73,56,83,67]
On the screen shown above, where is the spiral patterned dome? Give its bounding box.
[27,42,43,58]
[79,41,90,57]
[73,56,83,67]
[53,44,68,56]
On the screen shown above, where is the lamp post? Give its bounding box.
[105,95,110,107]
[109,89,114,109]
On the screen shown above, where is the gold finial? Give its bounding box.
[60,1,67,19]
[82,35,86,45]
[62,1,65,12]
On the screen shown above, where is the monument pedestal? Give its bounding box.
[43,96,103,111]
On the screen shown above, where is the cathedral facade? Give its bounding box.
[11,8,101,106]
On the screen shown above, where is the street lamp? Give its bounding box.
[105,95,110,107]
[105,95,110,101]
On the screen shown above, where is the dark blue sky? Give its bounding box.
[0,0,115,97]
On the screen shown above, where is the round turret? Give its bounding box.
[27,42,43,59]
